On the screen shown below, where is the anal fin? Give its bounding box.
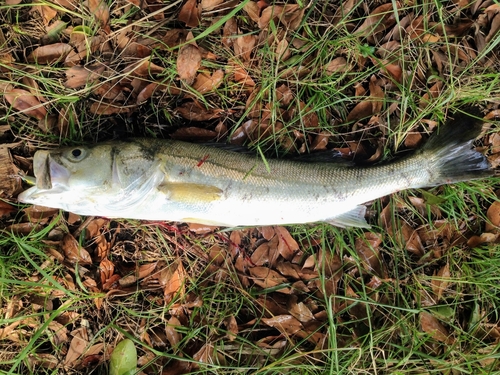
[158,182,223,203]
[326,205,370,228]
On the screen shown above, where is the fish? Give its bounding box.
[18,110,494,228]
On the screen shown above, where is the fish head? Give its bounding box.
[18,141,162,214]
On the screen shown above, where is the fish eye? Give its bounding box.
[67,147,87,161]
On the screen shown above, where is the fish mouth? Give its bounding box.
[32,150,71,190]
[18,151,71,203]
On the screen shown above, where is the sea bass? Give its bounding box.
[18,111,494,228]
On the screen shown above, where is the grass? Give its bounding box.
[1,0,500,374]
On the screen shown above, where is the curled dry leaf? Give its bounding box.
[486,201,500,232]
[177,44,201,84]
[61,234,92,265]
[178,0,201,27]
[4,89,47,120]
[89,102,133,115]
[64,65,104,88]
[28,43,73,64]
[234,33,257,62]
[224,315,238,341]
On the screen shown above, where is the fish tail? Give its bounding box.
[421,108,494,186]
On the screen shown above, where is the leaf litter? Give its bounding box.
[0,0,500,373]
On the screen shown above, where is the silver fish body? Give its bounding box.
[18,111,493,227]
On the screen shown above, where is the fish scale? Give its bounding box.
[18,110,493,227]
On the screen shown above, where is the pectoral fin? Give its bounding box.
[326,205,370,228]
[158,182,223,203]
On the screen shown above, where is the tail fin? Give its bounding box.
[420,108,494,186]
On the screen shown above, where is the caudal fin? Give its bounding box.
[421,108,494,186]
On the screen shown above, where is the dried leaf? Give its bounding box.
[224,316,238,341]
[61,234,92,265]
[420,311,453,344]
[431,263,450,301]
[175,102,223,122]
[355,3,398,37]
[28,43,73,64]
[262,314,303,335]
[165,316,182,347]
[325,57,349,75]
[248,266,289,292]
[163,261,186,302]
[177,44,202,84]
[234,34,256,61]
[87,0,110,27]
[192,69,224,93]
[275,226,299,260]
[4,89,47,119]
[486,201,500,232]
[178,0,201,27]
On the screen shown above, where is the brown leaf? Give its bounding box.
[355,3,399,37]
[175,102,223,122]
[325,57,349,75]
[4,89,47,119]
[486,201,500,232]
[243,2,260,23]
[0,201,15,217]
[369,75,384,113]
[262,315,303,335]
[234,34,257,61]
[165,316,182,347]
[64,65,104,88]
[275,226,299,260]
[347,100,372,122]
[28,43,73,64]
[251,243,270,266]
[420,311,453,344]
[31,4,58,25]
[177,44,201,84]
[178,0,201,27]
[61,234,92,265]
[224,316,238,341]
[192,69,224,93]
[431,263,450,301]
[87,0,110,27]
[163,261,186,302]
[287,297,315,323]
[248,266,290,292]
[89,102,133,115]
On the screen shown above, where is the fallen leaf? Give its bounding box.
[224,316,238,341]
[177,44,202,84]
[275,226,299,260]
[4,89,47,119]
[178,0,201,27]
[61,234,92,265]
[87,0,110,28]
[431,263,450,301]
[420,311,453,344]
[28,43,73,64]
[192,69,224,93]
[234,33,257,62]
[165,316,182,347]
[486,201,500,232]
[262,314,303,335]
[175,102,223,121]
[248,266,289,292]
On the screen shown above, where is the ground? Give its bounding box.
[1,0,500,374]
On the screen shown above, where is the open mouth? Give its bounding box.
[32,151,71,190]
